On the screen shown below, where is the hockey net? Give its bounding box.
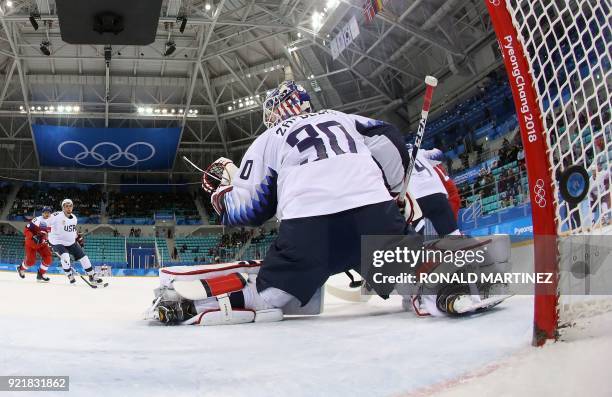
[487,0,612,345]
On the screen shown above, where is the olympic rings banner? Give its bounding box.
[32,125,181,170]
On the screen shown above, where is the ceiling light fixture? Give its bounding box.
[29,13,39,30]
[178,16,187,34]
[164,41,176,56]
[39,41,51,56]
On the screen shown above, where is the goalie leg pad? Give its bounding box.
[185,308,283,326]
[177,273,285,326]
[173,273,247,301]
[159,260,262,288]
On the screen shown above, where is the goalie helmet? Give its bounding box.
[263,80,312,129]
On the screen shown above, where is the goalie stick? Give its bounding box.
[182,156,225,184]
[398,75,438,205]
[182,155,206,174]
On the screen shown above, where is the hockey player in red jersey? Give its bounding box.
[16,206,53,282]
[433,163,461,221]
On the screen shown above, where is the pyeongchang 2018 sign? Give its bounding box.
[32,125,181,170]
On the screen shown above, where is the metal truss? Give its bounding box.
[0,0,497,180]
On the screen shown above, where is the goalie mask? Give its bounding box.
[263,80,312,129]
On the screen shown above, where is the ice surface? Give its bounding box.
[0,270,538,397]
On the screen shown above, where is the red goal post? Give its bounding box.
[485,0,612,345]
[486,0,558,346]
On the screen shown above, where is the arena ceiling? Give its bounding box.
[0,0,499,183]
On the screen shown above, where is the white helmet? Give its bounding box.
[61,198,73,208]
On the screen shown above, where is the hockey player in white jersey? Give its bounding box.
[153,80,413,324]
[149,81,511,324]
[408,147,461,236]
[401,149,512,316]
[47,199,104,286]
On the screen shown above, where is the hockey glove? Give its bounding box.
[394,191,422,224]
[32,232,45,245]
[76,233,85,247]
[202,157,238,194]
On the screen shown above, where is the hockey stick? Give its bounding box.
[182,155,205,173]
[182,156,223,183]
[398,75,438,204]
[325,283,372,303]
[51,248,108,288]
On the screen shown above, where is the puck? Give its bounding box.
[558,165,589,205]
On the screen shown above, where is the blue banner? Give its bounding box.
[32,125,181,170]
[452,157,499,185]
[461,216,533,239]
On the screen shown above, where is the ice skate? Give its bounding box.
[16,264,26,279]
[36,270,50,283]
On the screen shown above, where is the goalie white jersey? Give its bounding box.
[220,110,410,226]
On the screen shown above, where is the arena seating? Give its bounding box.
[242,232,276,260]
[196,190,219,225]
[458,160,529,215]
[9,185,103,223]
[155,238,172,264]
[107,191,200,224]
[418,72,520,174]
[86,236,127,263]
[0,235,23,263]
[175,235,223,263]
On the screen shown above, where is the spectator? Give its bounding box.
[460,151,469,168]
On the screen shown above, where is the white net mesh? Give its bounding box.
[505,0,612,329]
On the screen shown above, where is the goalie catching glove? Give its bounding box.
[201,157,238,194]
[202,157,238,216]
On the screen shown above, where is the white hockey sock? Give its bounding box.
[243,282,294,310]
[60,253,71,271]
[80,256,94,274]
